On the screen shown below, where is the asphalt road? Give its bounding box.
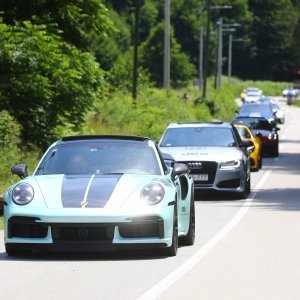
[0,97,299,300]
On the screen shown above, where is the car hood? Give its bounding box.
[29,174,161,209]
[160,146,243,162]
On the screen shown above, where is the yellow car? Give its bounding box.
[234,124,262,172]
[240,90,246,102]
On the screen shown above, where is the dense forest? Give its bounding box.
[0,0,299,150]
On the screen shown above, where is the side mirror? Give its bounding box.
[11,164,28,179]
[255,132,263,137]
[172,163,190,179]
[276,127,280,131]
[247,145,255,154]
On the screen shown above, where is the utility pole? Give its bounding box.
[228,33,232,83]
[202,0,211,99]
[216,17,223,89]
[164,0,170,92]
[199,27,204,92]
[132,0,139,104]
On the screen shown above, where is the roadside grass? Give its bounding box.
[292,99,300,107]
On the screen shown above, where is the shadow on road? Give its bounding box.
[0,247,178,261]
[251,187,300,212]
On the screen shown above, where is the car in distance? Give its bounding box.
[282,87,299,98]
[232,116,279,157]
[159,122,253,199]
[4,135,195,257]
[237,102,274,118]
[242,88,263,103]
[234,124,262,172]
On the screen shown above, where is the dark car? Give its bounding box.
[237,102,275,119]
[232,117,279,157]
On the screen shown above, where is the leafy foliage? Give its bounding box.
[0,0,114,49]
[247,0,298,80]
[140,22,196,88]
[0,22,105,149]
[108,49,153,92]
[0,111,20,192]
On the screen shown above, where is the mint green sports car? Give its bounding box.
[4,135,194,256]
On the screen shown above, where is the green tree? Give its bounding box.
[247,0,298,80]
[0,0,113,49]
[140,22,196,88]
[88,8,131,71]
[108,49,153,92]
[0,22,105,149]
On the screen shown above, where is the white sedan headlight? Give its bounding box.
[220,160,241,170]
[12,183,34,205]
[268,133,277,140]
[140,182,165,205]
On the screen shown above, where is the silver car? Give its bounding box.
[159,122,252,199]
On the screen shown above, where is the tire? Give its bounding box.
[252,157,262,172]
[179,199,195,246]
[259,157,263,169]
[252,163,259,172]
[271,145,279,157]
[5,244,31,257]
[237,176,250,200]
[160,204,178,257]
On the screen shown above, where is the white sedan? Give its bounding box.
[282,87,299,97]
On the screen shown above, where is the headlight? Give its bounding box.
[12,183,34,205]
[268,133,277,140]
[220,160,241,170]
[140,182,165,205]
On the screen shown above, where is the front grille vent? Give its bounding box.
[8,216,48,238]
[119,217,164,238]
[52,225,114,241]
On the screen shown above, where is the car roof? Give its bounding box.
[241,102,270,106]
[233,116,270,122]
[165,121,232,129]
[62,135,149,141]
[56,135,154,146]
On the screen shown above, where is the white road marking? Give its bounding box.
[138,170,272,300]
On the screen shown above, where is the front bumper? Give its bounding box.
[4,206,175,252]
[193,168,246,192]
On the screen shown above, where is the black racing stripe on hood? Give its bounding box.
[61,175,91,208]
[86,175,122,208]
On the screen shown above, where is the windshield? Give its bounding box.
[246,92,260,96]
[35,141,161,175]
[233,118,275,131]
[240,104,272,114]
[160,127,236,147]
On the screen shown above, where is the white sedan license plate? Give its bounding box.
[192,174,208,181]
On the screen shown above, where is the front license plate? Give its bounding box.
[192,174,208,181]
